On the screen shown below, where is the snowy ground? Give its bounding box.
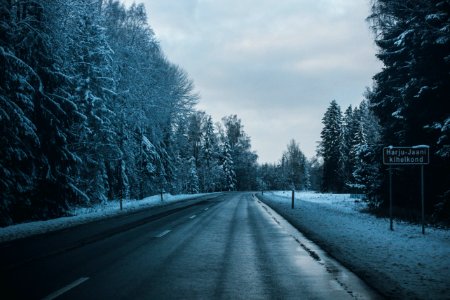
[0,193,212,243]
[258,191,450,300]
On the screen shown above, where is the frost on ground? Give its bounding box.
[259,191,450,300]
[0,193,210,243]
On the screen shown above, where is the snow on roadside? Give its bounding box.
[259,191,450,300]
[0,193,212,243]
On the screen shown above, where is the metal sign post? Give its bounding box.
[389,166,393,231]
[421,165,425,234]
[383,145,429,234]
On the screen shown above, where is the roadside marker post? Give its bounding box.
[291,190,295,209]
[383,145,429,234]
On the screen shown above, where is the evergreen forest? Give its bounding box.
[312,0,450,223]
[1,0,449,226]
[0,0,259,225]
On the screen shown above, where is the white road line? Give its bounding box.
[189,215,197,219]
[155,230,171,238]
[42,277,89,300]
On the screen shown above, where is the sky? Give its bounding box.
[122,0,382,163]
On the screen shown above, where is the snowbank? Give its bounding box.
[0,193,211,243]
[258,191,450,300]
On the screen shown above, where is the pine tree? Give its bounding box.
[222,141,236,191]
[200,115,220,192]
[318,100,343,192]
[68,0,117,204]
[202,115,217,169]
[340,105,358,190]
[6,0,84,221]
[0,1,41,224]
[187,111,204,166]
[187,157,199,194]
[351,101,382,206]
[221,115,258,190]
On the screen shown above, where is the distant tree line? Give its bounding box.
[0,0,258,226]
[257,140,312,191]
[258,99,381,199]
[317,100,382,199]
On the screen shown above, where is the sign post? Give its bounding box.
[383,145,429,234]
[389,166,393,231]
[421,165,425,234]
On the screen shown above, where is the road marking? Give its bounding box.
[204,207,209,211]
[42,277,89,300]
[189,215,197,219]
[155,230,171,238]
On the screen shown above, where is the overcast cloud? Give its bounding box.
[123,0,382,163]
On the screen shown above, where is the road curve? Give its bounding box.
[1,192,381,299]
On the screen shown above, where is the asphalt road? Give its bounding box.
[1,192,381,299]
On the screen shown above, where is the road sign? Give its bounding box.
[383,146,429,165]
[383,145,430,234]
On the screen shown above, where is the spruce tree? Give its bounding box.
[318,100,343,192]
[200,115,220,192]
[222,141,236,191]
[0,1,40,224]
[340,105,358,191]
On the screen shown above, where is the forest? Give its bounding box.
[0,0,260,225]
[251,0,450,225]
[314,0,450,224]
[1,0,449,226]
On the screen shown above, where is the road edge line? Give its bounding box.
[42,277,89,300]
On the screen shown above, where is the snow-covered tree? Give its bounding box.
[349,101,382,205]
[221,115,258,190]
[187,111,204,166]
[0,1,41,224]
[282,139,309,190]
[67,0,118,204]
[221,141,236,191]
[318,100,343,192]
[187,157,199,194]
[1,0,266,225]
[102,1,197,198]
[340,105,359,191]
[202,115,217,168]
[199,115,221,192]
[0,0,203,224]
[1,0,88,222]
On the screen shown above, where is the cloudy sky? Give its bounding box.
[123,0,382,163]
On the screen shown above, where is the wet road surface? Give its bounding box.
[1,192,381,299]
